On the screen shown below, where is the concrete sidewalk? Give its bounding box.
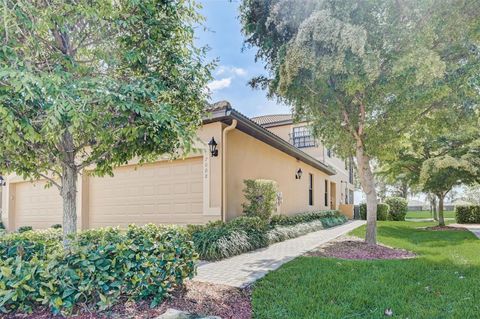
[450,223,480,239]
[193,220,366,288]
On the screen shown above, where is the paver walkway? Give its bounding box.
[193,220,366,288]
[450,223,480,239]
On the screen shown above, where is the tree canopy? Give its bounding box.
[240,0,480,243]
[0,0,212,240]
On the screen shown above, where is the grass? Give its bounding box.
[406,210,455,219]
[252,221,480,319]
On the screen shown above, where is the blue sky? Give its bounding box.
[196,0,290,117]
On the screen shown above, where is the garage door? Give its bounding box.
[88,157,203,228]
[13,181,62,230]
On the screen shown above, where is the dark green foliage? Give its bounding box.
[456,205,480,224]
[17,226,33,233]
[385,197,408,221]
[189,217,269,261]
[0,225,196,315]
[0,222,4,230]
[360,203,389,221]
[191,212,348,261]
[270,210,341,227]
[242,179,279,220]
[51,224,62,229]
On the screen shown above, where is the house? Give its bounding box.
[1,101,355,231]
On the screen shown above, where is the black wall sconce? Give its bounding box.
[208,137,218,157]
[295,168,303,179]
[0,176,5,186]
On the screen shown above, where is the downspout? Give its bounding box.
[222,119,237,222]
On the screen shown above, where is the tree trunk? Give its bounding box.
[437,194,445,227]
[401,182,408,199]
[60,131,78,246]
[431,195,438,221]
[356,143,377,245]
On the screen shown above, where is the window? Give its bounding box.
[290,126,316,148]
[324,180,328,206]
[349,190,354,205]
[309,174,314,206]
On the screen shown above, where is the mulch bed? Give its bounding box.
[306,236,416,260]
[4,281,252,319]
[423,225,468,231]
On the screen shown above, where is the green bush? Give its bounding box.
[456,205,480,224]
[270,210,340,227]
[360,203,389,221]
[17,226,33,233]
[0,221,5,230]
[189,216,269,261]
[268,212,347,244]
[242,179,278,220]
[51,224,62,229]
[0,224,196,315]
[385,197,408,221]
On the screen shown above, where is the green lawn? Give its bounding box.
[252,221,480,319]
[406,210,456,219]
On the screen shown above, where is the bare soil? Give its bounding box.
[424,225,468,231]
[306,236,416,260]
[4,281,252,319]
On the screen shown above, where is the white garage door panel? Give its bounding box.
[88,157,203,228]
[14,181,62,229]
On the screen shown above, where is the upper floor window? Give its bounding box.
[290,126,316,148]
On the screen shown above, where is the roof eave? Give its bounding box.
[203,106,336,176]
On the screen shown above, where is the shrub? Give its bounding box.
[270,210,339,227]
[268,212,347,244]
[456,205,480,224]
[385,197,408,221]
[360,203,389,221]
[51,224,62,229]
[242,179,278,220]
[189,217,269,261]
[0,229,62,261]
[0,224,196,315]
[17,226,33,233]
[0,221,5,230]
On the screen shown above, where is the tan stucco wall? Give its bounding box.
[225,129,334,220]
[266,122,355,206]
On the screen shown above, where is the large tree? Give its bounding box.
[381,108,480,226]
[240,0,479,244]
[0,0,212,243]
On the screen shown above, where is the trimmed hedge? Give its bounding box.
[360,203,389,221]
[189,211,348,261]
[268,212,347,244]
[270,210,340,226]
[456,205,480,224]
[385,197,408,221]
[0,225,196,315]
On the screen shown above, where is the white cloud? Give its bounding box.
[207,77,232,91]
[231,67,247,77]
[215,66,247,77]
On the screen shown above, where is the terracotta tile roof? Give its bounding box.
[250,114,293,126]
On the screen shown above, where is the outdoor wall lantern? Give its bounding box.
[0,176,5,187]
[295,168,303,180]
[208,137,218,157]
